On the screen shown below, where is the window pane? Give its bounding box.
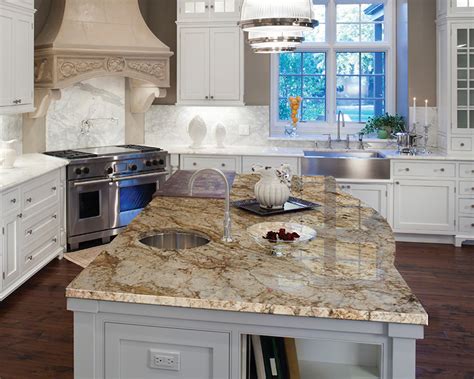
[278,52,327,122]
[279,53,302,74]
[337,4,359,22]
[337,24,360,42]
[303,4,326,43]
[336,52,386,123]
[336,3,385,42]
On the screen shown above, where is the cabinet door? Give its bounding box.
[393,180,455,232]
[13,12,33,106]
[452,24,474,132]
[339,183,388,219]
[209,27,241,101]
[2,212,21,289]
[210,0,241,21]
[179,27,210,101]
[0,8,15,107]
[178,0,210,21]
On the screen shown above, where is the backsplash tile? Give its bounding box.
[46,76,125,151]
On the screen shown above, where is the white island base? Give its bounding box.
[68,299,423,379]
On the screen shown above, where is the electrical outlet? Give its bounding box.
[149,350,180,371]
[239,124,250,136]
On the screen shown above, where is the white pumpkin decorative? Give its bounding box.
[187,115,207,149]
[215,122,226,148]
[252,164,293,209]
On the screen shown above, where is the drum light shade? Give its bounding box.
[239,0,318,53]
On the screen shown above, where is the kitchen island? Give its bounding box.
[66,174,427,379]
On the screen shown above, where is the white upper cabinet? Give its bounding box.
[0,0,34,114]
[438,0,474,17]
[177,26,244,105]
[178,0,241,22]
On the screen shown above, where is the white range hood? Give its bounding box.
[30,0,173,117]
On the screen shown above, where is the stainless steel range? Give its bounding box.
[44,145,168,250]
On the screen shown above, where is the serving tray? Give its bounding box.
[232,197,320,216]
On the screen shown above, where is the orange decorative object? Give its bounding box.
[289,96,302,126]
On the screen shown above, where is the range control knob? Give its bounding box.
[145,160,152,167]
[152,159,158,166]
[75,167,82,175]
[106,167,114,175]
[82,167,90,174]
[129,164,138,171]
[158,159,165,165]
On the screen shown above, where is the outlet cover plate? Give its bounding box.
[149,349,181,371]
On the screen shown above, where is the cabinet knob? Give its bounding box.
[52,214,57,219]
[395,181,400,185]
[27,230,33,235]
[471,205,474,208]
[10,198,16,204]
[210,4,214,8]
[51,186,57,191]
[205,4,209,8]
[17,213,23,218]
[210,96,214,99]
[27,255,33,261]
[193,162,197,166]
[18,99,22,104]
[405,168,410,172]
[205,96,209,99]
[52,237,57,243]
[221,163,226,167]
[461,143,465,147]
[440,168,445,172]
[26,197,32,203]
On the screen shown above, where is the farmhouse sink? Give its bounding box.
[139,231,210,250]
[301,150,391,180]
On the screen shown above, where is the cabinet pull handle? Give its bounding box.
[27,229,33,235]
[27,255,33,261]
[26,197,32,203]
[471,205,474,208]
[18,99,22,104]
[471,224,474,227]
[17,213,23,218]
[10,198,16,204]
[52,214,57,219]
[51,186,57,191]
[471,187,474,191]
[52,237,57,243]
[395,181,400,185]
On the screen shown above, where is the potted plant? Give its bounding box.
[360,113,406,139]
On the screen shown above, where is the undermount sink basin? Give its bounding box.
[139,231,210,250]
[303,150,386,159]
[301,150,390,180]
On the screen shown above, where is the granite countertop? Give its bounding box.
[66,174,428,325]
[0,154,69,191]
[163,144,472,161]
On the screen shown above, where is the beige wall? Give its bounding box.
[408,0,437,105]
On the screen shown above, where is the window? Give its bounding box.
[457,0,474,7]
[271,0,395,137]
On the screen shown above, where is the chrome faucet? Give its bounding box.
[188,168,233,243]
[323,133,332,149]
[358,133,365,150]
[337,111,346,142]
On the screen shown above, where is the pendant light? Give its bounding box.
[239,0,318,53]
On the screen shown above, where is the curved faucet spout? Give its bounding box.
[188,168,233,243]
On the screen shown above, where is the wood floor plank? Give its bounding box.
[0,243,473,378]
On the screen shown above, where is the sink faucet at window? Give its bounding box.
[337,111,345,142]
[188,168,233,243]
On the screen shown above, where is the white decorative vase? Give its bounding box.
[188,115,207,149]
[215,122,226,148]
[1,139,18,169]
[252,164,292,209]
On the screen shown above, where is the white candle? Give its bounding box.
[424,99,428,126]
[413,97,417,126]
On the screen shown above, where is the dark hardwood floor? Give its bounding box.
[0,243,473,378]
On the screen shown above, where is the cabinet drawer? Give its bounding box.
[393,162,455,178]
[459,181,474,196]
[181,155,241,172]
[21,228,59,274]
[21,204,59,248]
[458,198,474,214]
[459,217,474,234]
[459,163,474,178]
[242,156,299,174]
[451,137,472,151]
[22,172,59,215]
[2,187,20,214]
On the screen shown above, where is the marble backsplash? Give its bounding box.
[145,105,439,149]
[0,114,23,154]
[46,76,126,151]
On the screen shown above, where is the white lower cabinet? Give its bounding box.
[104,323,230,379]
[181,154,242,172]
[338,182,389,220]
[393,180,456,233]
[0,168,65,300]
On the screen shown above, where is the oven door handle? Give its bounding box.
[72,178,112,187]
[111,171,168,182]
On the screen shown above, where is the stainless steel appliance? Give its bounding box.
[393,132,423,154]
[44,145,168,250]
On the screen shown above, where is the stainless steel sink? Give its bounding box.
[301,150,390,180]
[303,150,386,159]
[139,231,210,250]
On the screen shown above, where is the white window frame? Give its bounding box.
[270,0,396,138]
